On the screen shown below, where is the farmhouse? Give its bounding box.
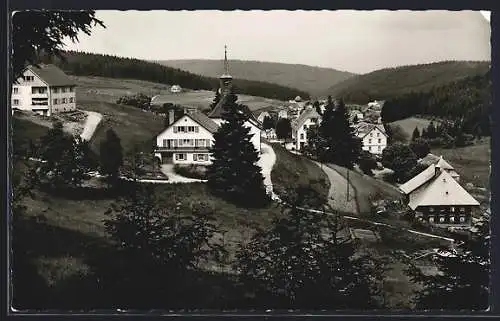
[354,122,388,155]
[154,46,262,165]
[419,154,460,182]
[399,162,479,226]
[11,64,77,116]
[291,107,321,151]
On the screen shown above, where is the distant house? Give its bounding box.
[350,110,364,122]
[354,122,388,155]
[278,109,288,119]
[399,162,479,226]
[11,64,77,116]
[170,85,182,93]
[291,107,321,151]
[367,100,384,110]
[262,128,277,140]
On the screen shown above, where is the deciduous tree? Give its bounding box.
[99,128,123,182]
[381,143,418,183]
[275,118,292,140]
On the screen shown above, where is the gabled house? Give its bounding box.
[154,46,262,165]
[354,122,388,155]
[291,107,321,151]
[154,110,217,164]
[399,163,479,226]
[11,64,77,116]
[419,154,460,182]
[257,111,270,123]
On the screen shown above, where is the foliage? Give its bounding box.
[101,183,226,307]
[206,90,269,208]
[385,124,409,143]
[409,138,431,159]
[99,128,123,181]
[381,71,491,137]
[402,214,489,310]
[275,118,292,140]
[324,61,490,104]
[174,164,207,180]
[235,187,386,309]
[209,88,221,111]
[11,10,105,82]
[262,115,275,131]
[359,151,377,176]
[116,93,152,110]
[40,51,310,101]
[411,126,420,141]
[310,97,362,169]
[381,143,418,183]
[37,121,93,189]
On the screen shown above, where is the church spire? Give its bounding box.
[220,45,233,94]
[224,45,229,75]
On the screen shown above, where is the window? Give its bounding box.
[69,87,74,92]
[195,154,208,161]
[370,133,373,137]
[377,132,380,137]
[450,216,455,223]
[378,139,381,143]
[61,98,66,104]
[460,207,465,212]
[23,75,34,82]
[460,216,466,223]
[53,88,59,93]
[429,207,435,212]
[429,216,434,223]
[300,133,304,139]
[369,139,372,144]
[12,87,18,94]
[451,207,455,212]
[53,98,59,104]
[187,126,196,132]
[439,216,445,223]
[162,139,167,147]
[69,97,74,103]
[12,99,19,106]
[196,139,206,147]
[175,153,186,161]
[176,126,186,133]
[32,87,46,94]
[378,146,381,151]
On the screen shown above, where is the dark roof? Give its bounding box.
[188,111,220,133]
[208,92,262,129]
[28,64,76,86]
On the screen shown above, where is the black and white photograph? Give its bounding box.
[10,9,491,312]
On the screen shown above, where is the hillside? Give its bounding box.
[381,71,491,136]
[40,51,310,101]
[321,61,490,103]
[156,59,356,97]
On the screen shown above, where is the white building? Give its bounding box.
[154,46,262,165]
[11,64,76,116]
[354,122,388,155]
[170,85,182,93]
[257,111,270,123]
[291,107,321,151]
[278,109,288,119]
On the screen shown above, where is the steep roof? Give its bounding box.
[208,93,262,129]
[408,170,479,210]
[354,122,387,139]
[400,164,437,195]
[292,107,321,130]
[436,156,455,170]
[28,64,76,86]
[188,111,220,133]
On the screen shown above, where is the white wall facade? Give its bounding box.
[359,127,387,155]
[11,69,76,116]
[293,117,319,150]
[212,118,261,153]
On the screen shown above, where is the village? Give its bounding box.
[10,10,491,312]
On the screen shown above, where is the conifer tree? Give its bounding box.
[100,128,123,183]
[206,90,269,208]
[411,126,420,141]
[209,88,221,111]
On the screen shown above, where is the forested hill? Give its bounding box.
[156,59,356,97]
[320,61,490,104]
[381,71,491,136]
[40,51,310,101]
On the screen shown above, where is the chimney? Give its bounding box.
[168,109,175,125]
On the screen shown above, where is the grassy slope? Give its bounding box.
[389,117,432,142]
[270,143,330,202]
[11,117,50,148]
[157,59,356,97]
[322,61,490,103]
[328,164,403,214]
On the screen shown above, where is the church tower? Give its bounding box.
[219,45,233,94]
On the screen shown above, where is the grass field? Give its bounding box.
[328,164,403,214]
[389,117,433,142]
[12,116,50,150]
[270,143,330,203]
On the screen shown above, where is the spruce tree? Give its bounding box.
[100,128,124,183]
[411,126,420,141]
[317,97,362,168]
[209,88,222,111]
[206,90,269,208]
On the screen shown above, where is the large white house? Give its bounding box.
[11,64,77,116]
[291,107,321,151]
[154,46,262,165]
[354,122,388,155]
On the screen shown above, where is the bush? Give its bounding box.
[359,152,377,176]
[116,93,152,110]
[409,139,430,159]
[174,164,207,180]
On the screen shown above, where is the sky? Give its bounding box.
[64,10,491,74]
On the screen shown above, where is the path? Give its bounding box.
[258,143,280,200]
[313,161,358,214]
[159,164,208,183]
[80,111,103,141]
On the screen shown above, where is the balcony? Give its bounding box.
[155,146,211,152]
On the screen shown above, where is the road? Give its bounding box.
[80,111,103,141]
